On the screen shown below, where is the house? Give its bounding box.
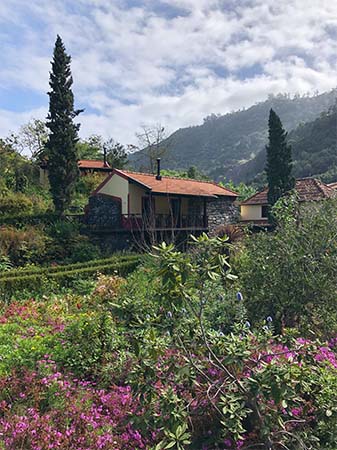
[240,178,336,225]
[77,159,112,174]
[39,158,112,186]
[85,160,239,235]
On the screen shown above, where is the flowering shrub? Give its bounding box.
[150,236,337,449]
[0,359,152,450]
[0,235,336,449]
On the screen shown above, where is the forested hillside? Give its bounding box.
[129,90,337,182]
[232,107,337,185]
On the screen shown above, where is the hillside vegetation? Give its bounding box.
[129,90,337,182]
[234,107,337,185]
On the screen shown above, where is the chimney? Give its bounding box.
[156,158,162,180]
[103,148,108,167]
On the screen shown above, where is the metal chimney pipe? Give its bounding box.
[103,148,108,167]
[156,158,162,180]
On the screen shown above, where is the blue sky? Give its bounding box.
[1,0,337,145]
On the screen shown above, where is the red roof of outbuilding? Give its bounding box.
[241,178,336,205]
[78,160,111,169]
[97,169,238,198]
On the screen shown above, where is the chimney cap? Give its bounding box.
[156,158,162,181]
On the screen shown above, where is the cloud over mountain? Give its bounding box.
[1,0,337,144]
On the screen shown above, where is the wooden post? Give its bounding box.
[203,199,207,229]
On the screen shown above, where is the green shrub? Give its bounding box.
[68,239,102,263]
[44,220,85,262]
[0,225,49,266]
[54,311,121,378]
[0,255,13,273]
[0,192,34,216]
[237,196,337,338]
[46,220,80,242]
[0,321,59,376]
[74,173,103,195]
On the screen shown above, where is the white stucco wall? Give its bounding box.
[129,184,146,215]
[98,174,129,214]
[241,204,266,221]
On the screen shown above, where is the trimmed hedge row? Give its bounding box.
[0,212,84,227]
[0,259,140,298]
[0,254,140,279]
[0,213,59,227]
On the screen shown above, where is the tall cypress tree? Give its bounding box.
[266,109,295,210]
[46,35,82,215]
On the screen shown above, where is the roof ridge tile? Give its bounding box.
[118,169,239,196]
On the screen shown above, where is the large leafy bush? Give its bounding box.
[0,193,34,216]
[237,196,337,337]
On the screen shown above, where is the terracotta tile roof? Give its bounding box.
[78,160,111,170]
[114,169,238,198]
[241,178,336,205]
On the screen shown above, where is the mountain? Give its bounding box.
[129,90,337,182]
[236,106,337,186]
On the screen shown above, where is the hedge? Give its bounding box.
[0,212,84,227]
[0,254,140,280]
[0,213,59,227]
[0,259,140,299]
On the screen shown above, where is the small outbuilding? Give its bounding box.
[240,177,336,225]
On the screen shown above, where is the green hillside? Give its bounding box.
[232,106,337,185]
[129,90,337,182]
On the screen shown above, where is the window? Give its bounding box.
[261,205,269,218]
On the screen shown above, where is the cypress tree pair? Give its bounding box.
[266,109,294,211]
[46,35,82,215]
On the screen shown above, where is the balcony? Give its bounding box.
[122,213,208,231]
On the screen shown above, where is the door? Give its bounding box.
[169,198,181,228]
[142,196,154,227]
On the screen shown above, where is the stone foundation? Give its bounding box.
[85,194,121,229]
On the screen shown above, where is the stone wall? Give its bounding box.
[85,194,122,229]
[206,197,239,234]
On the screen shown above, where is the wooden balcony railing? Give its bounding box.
[122,214,208,231]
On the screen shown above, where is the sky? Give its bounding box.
[1,0,337,146]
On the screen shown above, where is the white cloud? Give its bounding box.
[0,107,47,137]
[0,0,337,144]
